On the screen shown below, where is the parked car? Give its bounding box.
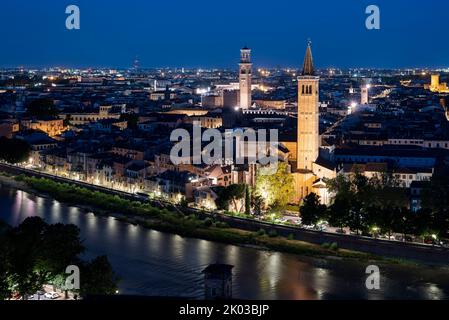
[44,292,60,300]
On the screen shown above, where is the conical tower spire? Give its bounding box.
[301,40,314,76]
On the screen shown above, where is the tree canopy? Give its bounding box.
[0,137,31,164]
[215,184,246,212]
[255,162,295,210]
[26,98,59,118]
[299,193,327,226]
[0,217,119,300]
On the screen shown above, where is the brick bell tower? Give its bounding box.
[239,47,252,109]
[294,41,321,200]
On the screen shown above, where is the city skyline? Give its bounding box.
[1,0,449,69]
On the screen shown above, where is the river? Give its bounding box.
[1,186,449,300]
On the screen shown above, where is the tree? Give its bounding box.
[255,162,295,210]
[6,217,49,299]
[26,98,59,118]
[252,195,264,216]
[326,172,409,236]
[245,186,251,215]
[299,193,327,226]
[2,217,96,300]
[215,184,246,213]
[0,222,12,300]
[0,137,31,164]
[328,197,350,232]
[421,166,449,239]
[36,223,85,277]
[79,256,119,298]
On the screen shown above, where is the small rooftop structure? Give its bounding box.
[202,263,234,300]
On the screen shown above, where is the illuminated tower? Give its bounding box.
[297,41,320,171]
[239,47,252,109]
[431,74,440,92]
[361,84,369,104]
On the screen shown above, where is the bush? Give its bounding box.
[287,233,294,240]
[256,229,266,236]
[330,242,338,251]
[203,218,213,227]
[268,230,278,238]
[321,242,331,249]
[215,222,229,229]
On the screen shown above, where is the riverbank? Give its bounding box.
[0,172,396,265]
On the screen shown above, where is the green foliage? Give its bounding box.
[321,242,330,249]
[256,228,266,236]
[215,222,229,229]
[326,172,424,237]
[287,233,294,240]
[203,218,213,228]
[245,186,251,215]
[421,166,449,238]
[0,217,118,299]
[215,184,246,213]
[79,256,119,298]
[255,162,295,210]
[252,194,264,216]
[300,193,327,226]
[0,227,12,300]
[268,230,278,238]
[0,137,31,164]
[22,176,163,219]
[329,242,338,251]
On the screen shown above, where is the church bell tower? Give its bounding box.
[239,47,252,109]
[297,41,320,172]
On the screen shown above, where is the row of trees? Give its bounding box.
[0,217,118,300]
[300,170,449,240]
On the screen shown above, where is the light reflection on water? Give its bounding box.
[1,186,449,300]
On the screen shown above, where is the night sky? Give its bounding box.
[1,0,448,69]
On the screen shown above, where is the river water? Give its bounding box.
[1,186,449,300]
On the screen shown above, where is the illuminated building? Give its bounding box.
[239,47,252,109]
[297,41,319,172]
[63,105,122,125]
[21,118,65,137]
[361,84,369,105]
[429,74,449,93]
[293,41,336,203]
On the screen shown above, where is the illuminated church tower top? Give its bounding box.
[239,47,252,109]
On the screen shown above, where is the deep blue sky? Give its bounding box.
[0,0,448,69]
